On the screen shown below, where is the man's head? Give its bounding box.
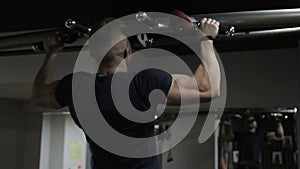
[89,17,132,75]
[245,115,258,130]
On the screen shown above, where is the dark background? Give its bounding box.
[0,0,300,32]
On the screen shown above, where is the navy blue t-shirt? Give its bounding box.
[235,129,268,164]
[55,68,172,169]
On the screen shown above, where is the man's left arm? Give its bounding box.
[167,18,221,105]
[267,114,285,141]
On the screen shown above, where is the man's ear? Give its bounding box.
[123,47,131,59]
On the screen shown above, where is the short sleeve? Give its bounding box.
[132,68,172,104]
[130,68,172,111]
[55,73,73,107]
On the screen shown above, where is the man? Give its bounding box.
[31,16,221,169]
[220,114,285,169]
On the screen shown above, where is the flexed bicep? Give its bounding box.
[166,77,214,106]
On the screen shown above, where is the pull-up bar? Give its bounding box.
[0,8,299,53]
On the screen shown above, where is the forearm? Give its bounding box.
[194,40,221,96]
[275,122,285,139]
[31,53,56,100]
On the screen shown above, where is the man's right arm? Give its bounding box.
[31,36,64,109]
[167,18,221,105]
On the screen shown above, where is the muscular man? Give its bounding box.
[31,16,221,169]
[220,114,285,169]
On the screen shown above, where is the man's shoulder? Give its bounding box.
[136,68,171,80]
[256,128,267,133]
[139,68,169,75]
[256,128,268,137]
[251,129,267,140]
[58,72,94,88]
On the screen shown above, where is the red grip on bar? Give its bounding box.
[170,10,193,23]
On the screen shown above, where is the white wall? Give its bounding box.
[40,113,66,169]
[63,115,87,169]
[39,113,87,169]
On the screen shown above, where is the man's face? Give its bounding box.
[247,116,257,129]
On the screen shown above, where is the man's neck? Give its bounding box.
[98,65,127,76]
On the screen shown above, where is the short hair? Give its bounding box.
[89,17,128,67]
